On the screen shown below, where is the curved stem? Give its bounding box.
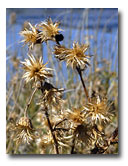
[24,88,37,117]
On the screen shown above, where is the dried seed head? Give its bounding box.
[83,95,113,126]
[38,18,63,43]
[14,117,36,145]
[38,82,64,110]
[17,117,33,129]
[39,131,54,146]
[75,124,96,147]
[66,108,84,127]
[20,22,40,49]
[21,54,53,84]
[54,42,90,70]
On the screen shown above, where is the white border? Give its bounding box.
[0,0,128,165]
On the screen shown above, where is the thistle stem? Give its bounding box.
[71,136,76,154]
[44,108,59,154]
[40,84,59,154]
[76,66,90,102]
[54,118,67,128]
[24,88,37,117]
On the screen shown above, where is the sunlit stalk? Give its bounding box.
[24,88,37,117]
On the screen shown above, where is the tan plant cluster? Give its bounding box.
[21,54,53,84]
[54,42,90,69]
[38,18,63,42]
[13,117,36,145]
[20,18,63,49]
[6,17,118,154]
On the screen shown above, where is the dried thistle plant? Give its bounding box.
[38,81,64,110]
[19,18,64,49]
[21,54,53,84]
[54,42,90,70]
[20,23,40,49]
[74,124,96,148]
[65,108,84,127]
[13,117,36,146]
[83,95,113,126]
[54,42,91,102]
[7,15,118,154]
[38,18,63,44]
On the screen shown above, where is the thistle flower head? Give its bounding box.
[38,18,63,43]
[75,124,96,147]
[38,131,54,146]
[17,116,33,129]
[21,54,53,83]
[95,135,109,153]
[20,22,40,49]
[83,95,113,125]
[37,82,64,110]
[14,117,35,145]
[54,42,90,69]
[66,108,84,127]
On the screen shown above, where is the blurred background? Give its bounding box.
[6,8,118,154]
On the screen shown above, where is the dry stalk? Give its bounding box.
[76,66,90,102]
[40,85,59,154]
[24,87,37,117]
[44,107,59,154]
